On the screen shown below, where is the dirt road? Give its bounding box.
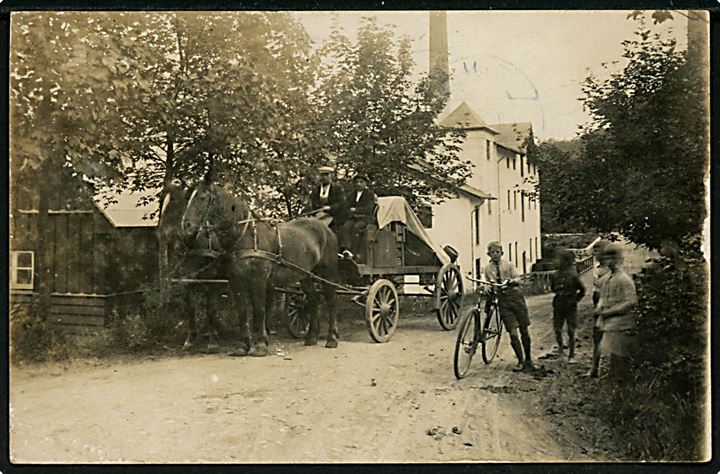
[10,267,637,464]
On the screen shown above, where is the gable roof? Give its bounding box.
[439,102,498,133]
[488,122,533,154]
[95,189,159,228]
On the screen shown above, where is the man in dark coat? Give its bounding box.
[338,173,377,260]
[305,165,346,230]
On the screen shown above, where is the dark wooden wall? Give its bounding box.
[11,210,160,331]
[12,211,112,295]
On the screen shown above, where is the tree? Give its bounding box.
[90,12,322,215]
[11,12,142,318]
[529,15,707,250]
[310,17,471,213]
[525,139,589,233]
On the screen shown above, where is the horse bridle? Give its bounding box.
[182,185,223,255]
[182,184,278,257]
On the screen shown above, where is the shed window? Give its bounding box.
[11,250,34,290]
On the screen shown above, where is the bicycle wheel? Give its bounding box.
[454,308,481,379]
[481,304,502,364]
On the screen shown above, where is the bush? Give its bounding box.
[107,311,150,351]
[10,302,69,363]
[592,236,708,460]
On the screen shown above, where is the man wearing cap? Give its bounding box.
[306,165,347,229]
[594,243,638,379]
[483,241,536,372]
[338,173,377,260]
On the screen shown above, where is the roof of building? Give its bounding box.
[488,122,534,154]
[439,102,498,133]
[459,183,495,200]
[95,189,159,228]
[407,161,495,201]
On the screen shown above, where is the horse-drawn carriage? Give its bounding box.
[162,182,465,355]
[278,196,465,343]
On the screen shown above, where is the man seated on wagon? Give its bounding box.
[305,165,346,231]
[338,173,377,260]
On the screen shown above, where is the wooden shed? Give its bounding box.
[10,175,160,332]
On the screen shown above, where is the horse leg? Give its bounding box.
[324,283,339,349]
[265,289,278,336]
[227,281,252,357]
[204,286,220,352]
[302,280,320,346]
[181,288,197,351]
[248,278,270,357]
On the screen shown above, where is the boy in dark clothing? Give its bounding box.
[550,249,586,362]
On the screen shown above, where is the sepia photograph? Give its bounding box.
[7,8,711,464]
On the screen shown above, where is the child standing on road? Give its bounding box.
[594,243,638,380]
[587,240,611,378]
[483,241,536,372]
[550,249,586,363]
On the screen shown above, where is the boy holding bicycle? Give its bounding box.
[483,241,536,372]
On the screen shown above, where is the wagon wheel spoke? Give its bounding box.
[444,303,454,324]
[381,287,392,305]
[374,294,384,308]
[385,304,396,330]
[379,314,388,336]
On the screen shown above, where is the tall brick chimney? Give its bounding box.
[429,11,450,97]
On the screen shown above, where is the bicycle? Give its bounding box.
[453,277,508,380]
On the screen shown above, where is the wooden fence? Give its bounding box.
[524,255,594,294]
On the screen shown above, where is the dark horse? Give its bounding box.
[157,183,224,351]
[181,181,340,356]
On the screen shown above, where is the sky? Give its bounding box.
[295,11,688,141]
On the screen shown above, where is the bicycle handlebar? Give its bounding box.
[465,275,508,288]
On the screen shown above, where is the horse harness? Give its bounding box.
[234,215,286,266]
[188,187,346,290]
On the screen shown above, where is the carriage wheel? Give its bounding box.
[435,264,465,330]
[284,290,309,339]
[365,279,400,343]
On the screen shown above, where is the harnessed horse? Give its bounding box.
[157,183,225,351]
[181,181,340,356]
